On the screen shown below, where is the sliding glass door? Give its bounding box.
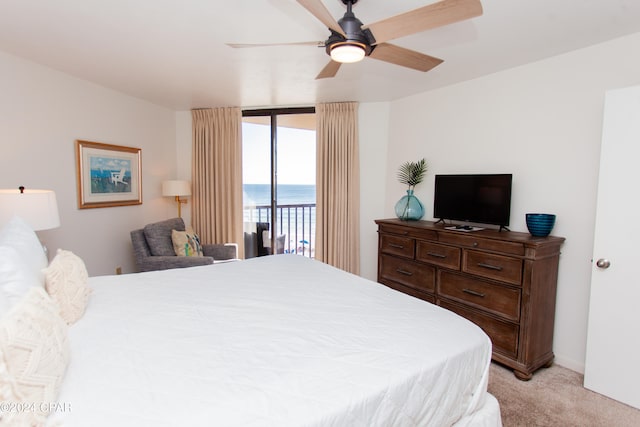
[242,108,316,259]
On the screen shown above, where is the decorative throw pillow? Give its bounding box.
[0,287,70,426]
[43,249,92,325]
[171,227,204,257]
[0,349,21,426]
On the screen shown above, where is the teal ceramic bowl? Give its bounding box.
[526,213,556,237]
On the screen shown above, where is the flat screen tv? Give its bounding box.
[433,174,513,227]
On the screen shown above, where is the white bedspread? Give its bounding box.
[51,255,497,426]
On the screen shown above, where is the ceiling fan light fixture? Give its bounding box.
[330,42,366,63]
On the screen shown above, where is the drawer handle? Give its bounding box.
[396,269,413,276]
[477,262,503,271]
[463,288,486,298]
[389,243,405,249]
[426,252,446,259]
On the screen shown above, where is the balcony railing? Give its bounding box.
[244,203,316,258]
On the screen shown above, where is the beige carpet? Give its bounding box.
[488,362,640,427]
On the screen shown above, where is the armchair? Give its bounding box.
[257,222,286,256]
[130,217,237,272]
[244,222,286,258]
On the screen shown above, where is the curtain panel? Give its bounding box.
[315,102,360,274]
[191,108,244,257]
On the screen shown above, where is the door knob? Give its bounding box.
[596,258,611,269]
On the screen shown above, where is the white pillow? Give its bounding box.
[43,249,91,325]
[0,246,43,316]
[0,216,48,284]
[0,287,69,426]
[262,229,272,248]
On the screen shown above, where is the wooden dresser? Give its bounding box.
[375,218,565,380]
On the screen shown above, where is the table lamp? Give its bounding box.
[162,180,191,218]
[0,186,61,257]
[0,186,60,230]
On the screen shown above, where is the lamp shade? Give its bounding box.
[0,188,60,230]
[162,180,191,197]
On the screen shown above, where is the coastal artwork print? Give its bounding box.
[75,140,142,209]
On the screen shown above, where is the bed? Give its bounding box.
[48,255,500,426]
[0,217,500,426]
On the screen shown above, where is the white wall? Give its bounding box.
[384,32,640,372]
[358,103,391,280]
[0,51,178,276]
[174,111,193,226]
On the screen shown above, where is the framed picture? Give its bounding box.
[75,140,142,209]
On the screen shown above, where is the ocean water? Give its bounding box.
[243,184,316,206]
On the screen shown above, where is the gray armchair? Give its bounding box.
[130,217,238,272]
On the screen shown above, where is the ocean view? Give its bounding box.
[243,183,316,206]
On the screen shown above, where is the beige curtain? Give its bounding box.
[315,102,360,274]
[191,108,244,257]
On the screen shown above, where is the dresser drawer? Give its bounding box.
[383,280,436,304]
[379,223,438,241]
[439,300,519,359]
[416,241,461,270]
[439,233,525,256]
[378,224,411,237]
[380,234,415,259]
[438,271,521,321]
[380,254,435,294]
[463,250,523,286]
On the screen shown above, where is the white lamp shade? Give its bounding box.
[0,188,60,231]
[330,43,365,63]
[162,180,191,197]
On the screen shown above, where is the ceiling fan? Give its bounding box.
[228,0,483,79]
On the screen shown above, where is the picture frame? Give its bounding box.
[75,140,142,209]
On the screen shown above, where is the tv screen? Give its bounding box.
[433,174,512,227]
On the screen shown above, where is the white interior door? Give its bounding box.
[584,85,640,409]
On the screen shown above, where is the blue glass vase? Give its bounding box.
[395,189,424,220]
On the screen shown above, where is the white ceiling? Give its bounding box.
[1,0,639,111]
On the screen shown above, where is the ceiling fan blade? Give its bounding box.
[316,61,342,79]
[297,0,346,37]
[364,0,483,45]
[226,41,324,49]
[369,43,443,72]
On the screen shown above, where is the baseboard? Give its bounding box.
[552,355,585,374]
